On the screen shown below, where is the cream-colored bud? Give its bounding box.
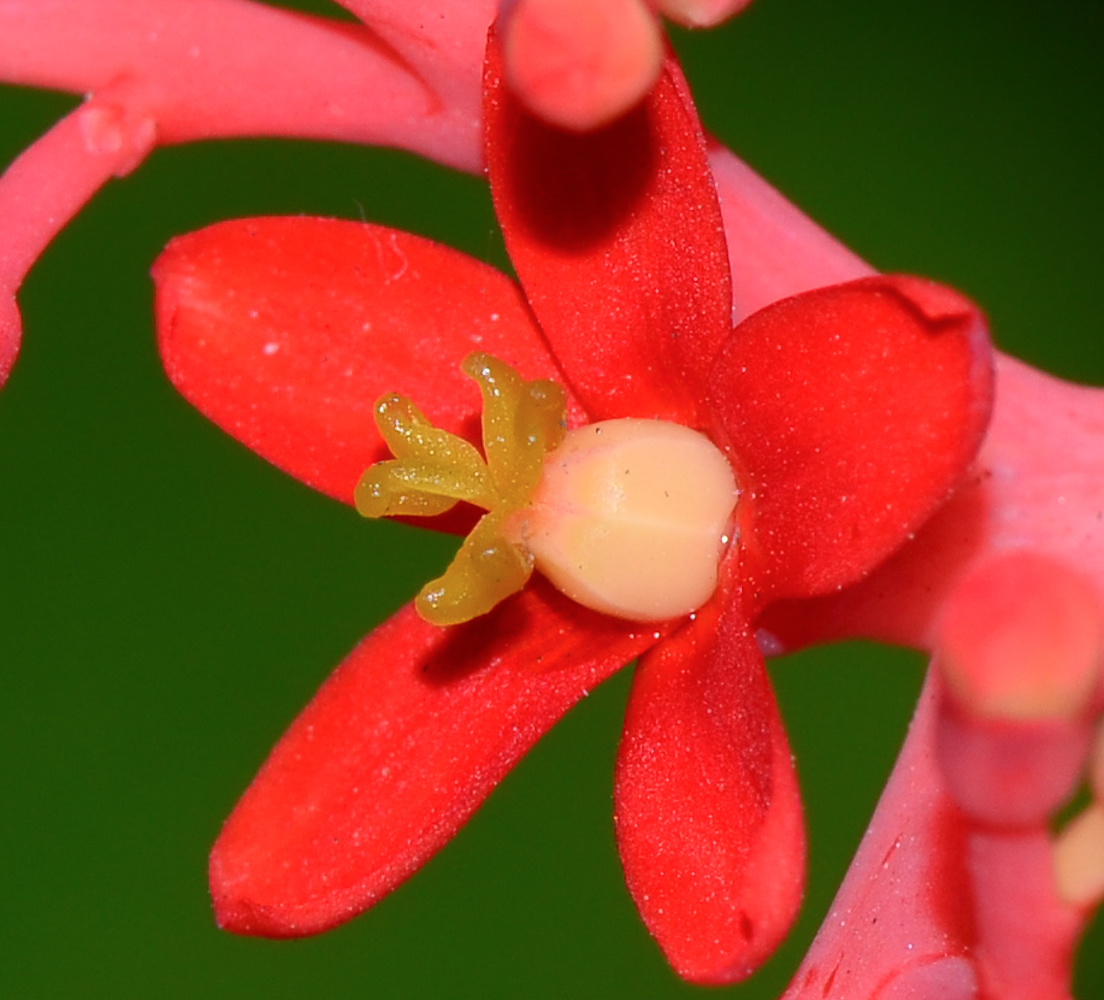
[516,419,737,621]
[1054,802,1104,907]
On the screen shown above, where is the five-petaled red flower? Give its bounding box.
[152,35,993,984]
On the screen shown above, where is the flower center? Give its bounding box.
[356,353,738,626]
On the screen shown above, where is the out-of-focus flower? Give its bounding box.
[496,0,755,131]
[498,0,664,131]
[152,34,991,984]
[771,550,1104,1000]
[653,0,753,27]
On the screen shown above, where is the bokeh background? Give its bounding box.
[1,0,1101,996]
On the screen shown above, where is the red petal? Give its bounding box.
[614,596,805,984]
[484,37,732,427]
[709,275,994,605]
[154,216,582,505]
[763,358,1104,654]
[210,580,667,937]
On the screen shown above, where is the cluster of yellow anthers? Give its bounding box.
[355,353,738,627]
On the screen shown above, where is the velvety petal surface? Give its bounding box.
[709,275,994,605]
[211,579,668,937]
[485,38,732,427]
[155,216,586,505]
[762,356,1104,653]
[615,594,805,983]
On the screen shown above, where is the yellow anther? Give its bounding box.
[415,511,534,625]
[463,353,565,503]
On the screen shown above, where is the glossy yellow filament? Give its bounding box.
[516,420,738,621]
[357,354,738,625]
[355,353,566,625]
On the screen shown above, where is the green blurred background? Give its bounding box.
[1,0,1101,996]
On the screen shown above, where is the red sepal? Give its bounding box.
[484,36,732,428]
[154,216,584,505]
[709,275,994,605]
[210,579,667,937]
[614,597,805,984]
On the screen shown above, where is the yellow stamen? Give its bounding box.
[357,353,738,626]
[355,353,565,626]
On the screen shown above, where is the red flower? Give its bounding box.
[152,36,992,984]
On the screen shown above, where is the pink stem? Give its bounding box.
[0,81,158,380]
[780,673,978,1000]
[706,139,874,322]
[968,829,1080,1000]
[780,668,1092,1000]
[1,0,480,158]
[0,0,493,381]
[334,0,493,123]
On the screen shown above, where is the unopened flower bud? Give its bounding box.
[1093,720,1104,802]
[935,553,1103,825]
[1054,802,1104,908]
[651,0,754,29]
[499,0,663,131]
[516,418,737,621]
[939,552,1103,722]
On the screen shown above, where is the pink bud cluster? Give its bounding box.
[938,554,1103,998]
[783,555,1104,999]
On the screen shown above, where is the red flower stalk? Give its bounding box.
[0,0,759,383]
[150,33,992,984]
